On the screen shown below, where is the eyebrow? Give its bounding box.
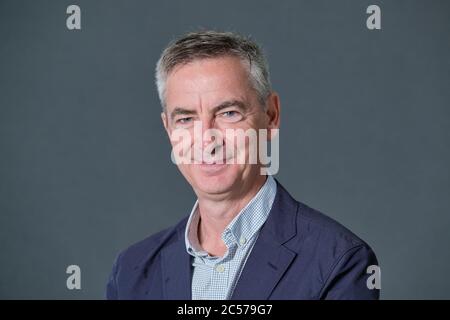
[212,99,248,114]
[170,107,196,120]
[170,99,249,120]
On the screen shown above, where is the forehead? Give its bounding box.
[164,56,254,111]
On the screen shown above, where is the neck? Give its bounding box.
[196,175,267,256]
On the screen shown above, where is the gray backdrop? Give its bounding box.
[1,0,449,299]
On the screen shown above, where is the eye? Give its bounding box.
[222,111,237,117]
[219,110,242,122]
[176,117,193,124]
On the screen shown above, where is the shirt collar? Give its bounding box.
[184,175,277,257]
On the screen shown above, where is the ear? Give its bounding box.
[265,92,281,140]
[161,111,170,136]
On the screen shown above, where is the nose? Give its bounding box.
[195,118,225,162]
[199,118,221,147]
[201,118,213,148]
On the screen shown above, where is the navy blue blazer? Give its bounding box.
[106,180,379,300]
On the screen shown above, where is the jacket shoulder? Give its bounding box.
[287,197,379,299]
[118,216,188,266]
[106,216,189,299]
[296,201,368,248]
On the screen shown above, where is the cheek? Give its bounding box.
[177,164,195,183]
[235,113,266,133]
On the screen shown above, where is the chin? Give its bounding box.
[189,164,240,195]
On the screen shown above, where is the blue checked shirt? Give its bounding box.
[184,175,277,300]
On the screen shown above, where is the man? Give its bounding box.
[106,31,379,300]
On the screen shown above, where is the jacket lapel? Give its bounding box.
[161,228,192,300]
[231,180,299,300]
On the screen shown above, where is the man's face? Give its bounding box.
[161,56,279,198]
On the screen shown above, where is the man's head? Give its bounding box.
[156,31,280,199]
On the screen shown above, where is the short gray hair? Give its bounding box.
[155,30,272,110]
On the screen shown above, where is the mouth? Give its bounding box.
[196,161,228,173]
[192,155,232,165]
[200,158,228,165]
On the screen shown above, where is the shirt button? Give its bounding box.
[216,264,225,273]
[239,237,247,246]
